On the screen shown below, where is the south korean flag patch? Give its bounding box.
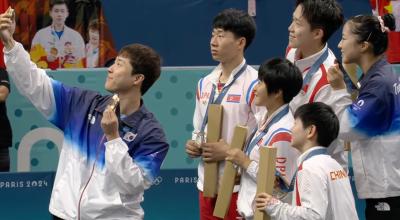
[123,132,137,142]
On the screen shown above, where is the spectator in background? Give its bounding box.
[0,5,13,172]
[85,19,99,68]
[30,0,84,69]
[0,68,12,172]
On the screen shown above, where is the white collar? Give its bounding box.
[295,44,328,74]
[209,58,246,85]
[259,104,289,131]
[296,146,326,166]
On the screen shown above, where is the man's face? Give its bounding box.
[50,4,69,26]
[288,5,316,50]
[210,28,242,62]
[291,118,308,150]
[105,56,136,93]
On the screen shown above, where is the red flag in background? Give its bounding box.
[9,0,41,50]
[97,7,118,67]
[0,0,10,68]
[370,0,400,63]
[69,0,117,67]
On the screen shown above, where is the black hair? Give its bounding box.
[119,44,162,95]
[212,8,256,50]
[88,19,99,31]
[295,0,344,43]
[104,58,115,68]
[50,0,68,9]
[348,14,396,56]
[294,102,339,147]
[258,58,303,103]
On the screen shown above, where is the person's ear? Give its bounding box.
[312,28,324,42]
[274,89,284,100]
[237,37,246,51]
[360,41,371,53]
[306,125,317,139]
[132,74,144,86]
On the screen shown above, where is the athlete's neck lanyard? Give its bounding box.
[278,148,328,192]
[301,47,329,92]
[200,64,247,133]
[244,105,289,155]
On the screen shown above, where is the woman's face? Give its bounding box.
[253,80,268,107]
[338,22,364,64]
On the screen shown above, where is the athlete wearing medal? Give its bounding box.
[185,9,264,219]
[286,0,348,168]
[225,58,303,219]
[30,0,85,69]
[255,103,358,220]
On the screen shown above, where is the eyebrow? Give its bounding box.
[115,57,128,64]
[293,15,301,22]
[212,29,224,33]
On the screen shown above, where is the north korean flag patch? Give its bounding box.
[227,94,241,103]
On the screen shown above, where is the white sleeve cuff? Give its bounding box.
[245,160,258,181]
[104,137,128,154]
[191,132,197,141]
[332,88,349,96]
[265,198,283,216]
[3,41,21,55]
[246,160,257,173]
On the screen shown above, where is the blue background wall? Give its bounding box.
[103,0,371,66]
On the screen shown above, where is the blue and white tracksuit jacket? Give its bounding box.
[332,58,400,199]
[4,42,169,219]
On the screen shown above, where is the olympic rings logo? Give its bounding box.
[153,176,163,185]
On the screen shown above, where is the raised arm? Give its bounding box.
[0,9,56,119]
